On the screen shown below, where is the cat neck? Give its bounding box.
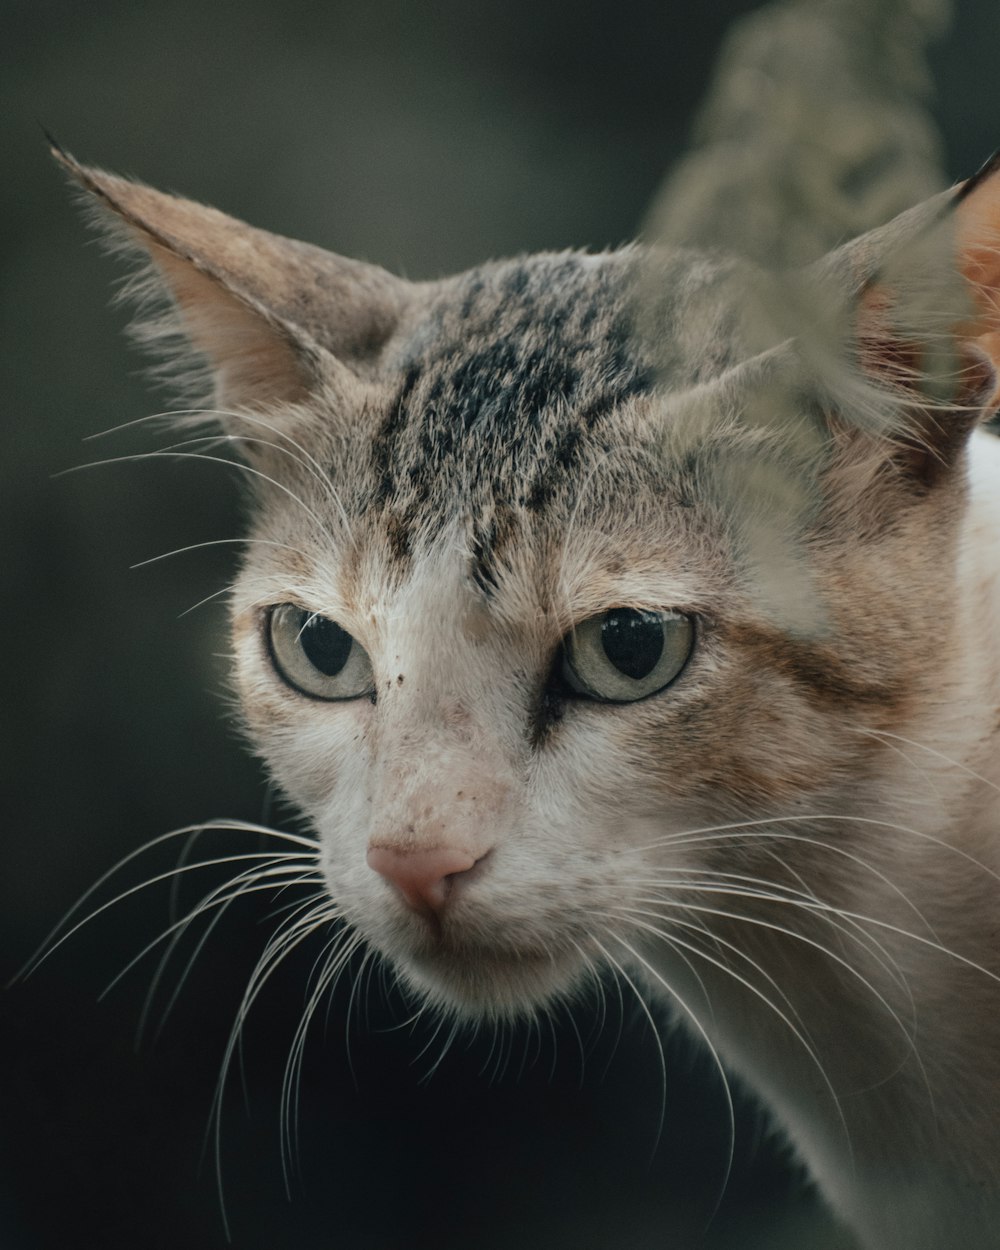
[638,432,1000,1248]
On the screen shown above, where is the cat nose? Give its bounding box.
[366,845,483,921]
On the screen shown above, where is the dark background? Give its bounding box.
[3,2,998,1248]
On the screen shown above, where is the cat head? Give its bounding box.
[61,145,1000,1021]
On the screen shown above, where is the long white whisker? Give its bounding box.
[574,942,628,1085]
[629,867,919,1005]
[646,813,1000,892]
[57,448,338,551]
[130,536,310,570]
[209,898,337,1239]
[21,845,312,983]
[625,896,935,1119]
[142,869,324,1044]
[280,925,362,1189]
[600,930,740,1226]
[101,861,318,1004]
[83,405,356,546]
[589,936,669,1158]
[14,821,317,983]
[641,878,1000,987]
[854,725,1000,796]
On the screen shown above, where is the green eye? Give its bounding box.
[560,608,694,703]
[268,604,375,701]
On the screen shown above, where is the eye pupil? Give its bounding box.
[601,610,665,680]
[298,613,353,676]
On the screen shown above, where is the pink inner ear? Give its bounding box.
[854,173,1000,419]
[144,237,313,408]
[955,171,1000,396]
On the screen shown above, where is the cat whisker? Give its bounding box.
[559,997,589,1089]
[598,928,745,1228]
[85,403,356,542]
[415,1013,463,1086]
[513,1011,539,1086]
[280,926,364,1190]
[15,819,318,982]
[853,725,1000,798]
[625,894,937,1122]
[84,404,287,442]
[147,428,353,542]
[589,935,670,1162]
[130,536,312,570]
[209,897,340,1237]
[18,834,315,983]
[102,859,319,1006]
[612,900,719,1023]
[478,1012,506,1085]
[574,943,629,1087]
[203,408,355,541]
[617,902,812,1038]
[176,575,289,619]
[538,1009,558,1085]
[618,906,842,1100]
[58,447,340,554]
[570,940,617,1066]
[627,889,919,1050]
[629,866,920,1005]
[644,818,940,940]
[642,876,1000,991]
[141,868,326,1047]
[342,945,380,1091]
[235,890,341,1114]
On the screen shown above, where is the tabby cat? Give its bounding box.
[57,142,1000,1249]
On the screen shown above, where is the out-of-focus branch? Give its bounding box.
[646,0,951,265]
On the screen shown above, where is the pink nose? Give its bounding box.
[366,845,481,921]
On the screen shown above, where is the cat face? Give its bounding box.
[58,147,1000,1023]
[223,250,971,1021]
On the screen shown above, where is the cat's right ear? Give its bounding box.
[53,144,413,430]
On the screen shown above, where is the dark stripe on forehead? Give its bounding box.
[468,503,520,597]
[368,253,657,535]
[523,319,656,512]
[370,360,421,508]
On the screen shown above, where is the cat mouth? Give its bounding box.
[383,930,589,1019]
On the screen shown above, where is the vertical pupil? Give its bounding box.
[601,610,664,680]
[298,612,353,676]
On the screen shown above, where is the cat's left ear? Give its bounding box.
[54,144,414,421]
[833,154,1000,487]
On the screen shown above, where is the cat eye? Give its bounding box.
[267,604,375,701]
[559,608,694,703]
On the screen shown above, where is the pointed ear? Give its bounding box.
[833,156,1000,492]
[951,152,1000,395]
[54,145,413,416]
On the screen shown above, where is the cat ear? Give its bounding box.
[830,154,1000,490]
[53,143,412,418]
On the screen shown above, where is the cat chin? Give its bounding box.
[383,942,587,1023]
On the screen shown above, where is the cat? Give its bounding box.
[52,139,1000,1250]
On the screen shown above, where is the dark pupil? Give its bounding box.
[601,610,664,680]
[298,612,353,676]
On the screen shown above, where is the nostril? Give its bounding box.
[366,844,486,920]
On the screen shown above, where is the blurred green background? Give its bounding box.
[3,1,998,1247]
